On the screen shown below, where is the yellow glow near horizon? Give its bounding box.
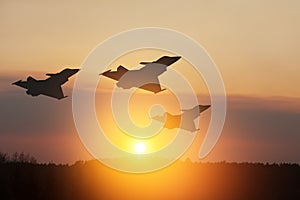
[134,142,146,153]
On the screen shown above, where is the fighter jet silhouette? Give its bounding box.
[152,105,210,132]
[100,56,181,93]
[12,68,79,100]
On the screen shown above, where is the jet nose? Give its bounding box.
[12,80,20,85]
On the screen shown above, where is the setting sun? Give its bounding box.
[134,142,146,153]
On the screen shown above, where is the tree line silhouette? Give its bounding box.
[0,152,37,164]
[0,152,299,200]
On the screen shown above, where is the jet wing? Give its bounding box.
[138,77,166,94]
[180,118,197,132]
[140,83,165,94]
[152,112,197,132]
[182,109,200,120]
[140,56,181,66]
[100,65,128,81]
[40,85,65,99]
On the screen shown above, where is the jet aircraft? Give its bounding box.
[152,105,211,132]
[12,68,79,100]
[100,56,181,93]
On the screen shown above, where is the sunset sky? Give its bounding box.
[0,0,299,165]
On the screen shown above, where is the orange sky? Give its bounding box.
[1,0,299,97]
[0,0,299,164]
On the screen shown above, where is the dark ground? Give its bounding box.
[0,157,299,200]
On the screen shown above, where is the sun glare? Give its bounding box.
[134,142,146,153]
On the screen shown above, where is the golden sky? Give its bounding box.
[1,0,299,97]
[0,0,299,164]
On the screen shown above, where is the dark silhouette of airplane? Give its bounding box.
[12,68,79,100]
[100,56,181,93]
[152,105,210,132]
